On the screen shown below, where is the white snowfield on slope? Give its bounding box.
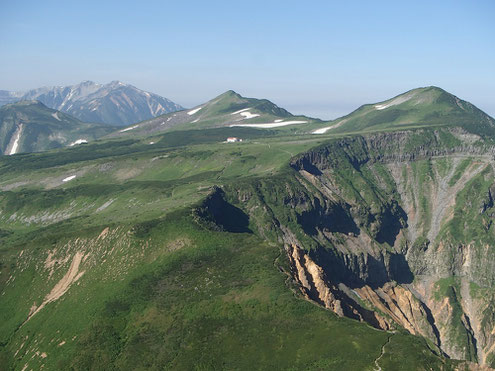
[230,120,307,128]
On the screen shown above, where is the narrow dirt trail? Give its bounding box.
[374,333,393,371]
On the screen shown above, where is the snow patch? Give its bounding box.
[274,119,283,123]
[192,119,199,123]
[230,108,260,120]
[62,175,76,182]
[231,108,251,115]
[187,107,202,115]
[374,95,412,110]
[312,127,333,134]
[240,111,260,120]
[69,139,88,146]
[375,104,391,110]
[119,125,139,132]
[8,124,24,155]
[51,112,61,121]
[231,120,307,128]
[312,119,348,134]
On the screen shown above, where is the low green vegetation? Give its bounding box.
[0,201,457,370]
[448,158,472,187]
[2,90,494,369]
[0,101,114,155]
[311,86,495,138]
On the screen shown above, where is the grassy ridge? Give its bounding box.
[311,87,495,138]
[0,101,114,154]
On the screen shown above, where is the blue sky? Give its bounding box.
[1,0,494,119]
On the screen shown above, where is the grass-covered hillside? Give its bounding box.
[1,87,494,370]
[109,90,320,139]
[311,87,495,137]
[0,101,114,155]
[0,123,464,370]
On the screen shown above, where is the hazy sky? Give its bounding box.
[1,0,494,119]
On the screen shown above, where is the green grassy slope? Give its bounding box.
[109,90,320,139]
[0,101,114,155]
[312,87,495,137]
[1,209,454,370]
[0,124,459,370]
[3,87,494,369]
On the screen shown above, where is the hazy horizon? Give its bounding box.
[1,0,494,120]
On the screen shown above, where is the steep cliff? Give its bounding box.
[225,127,495,367]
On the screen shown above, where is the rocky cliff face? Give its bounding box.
[228,128,495,367]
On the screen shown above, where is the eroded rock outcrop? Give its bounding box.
[286,244,392,330]
[238,128,495,367]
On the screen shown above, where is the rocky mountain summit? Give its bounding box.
[0,81,183,126]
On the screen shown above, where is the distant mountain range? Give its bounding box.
[110,86,495,141]
[2,85,494,156]
[0,100,113,155]
[0,81,183,126]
